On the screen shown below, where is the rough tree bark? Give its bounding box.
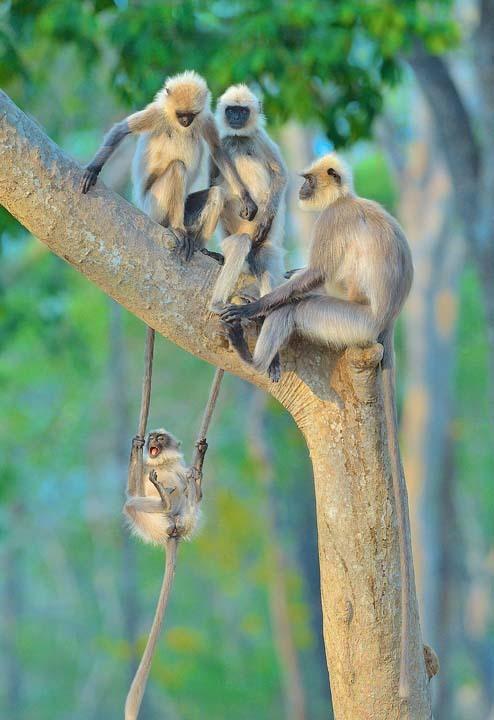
[0,91,432,719]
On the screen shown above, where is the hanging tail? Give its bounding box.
[124,538,178,720]
[381,327,410,699]
[253,305,295,373]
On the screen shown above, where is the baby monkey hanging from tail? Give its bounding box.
[221,153,433,698]
[122,328,223,720]
[123,428,206,720]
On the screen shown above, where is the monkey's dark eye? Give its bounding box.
[327,168,341,184]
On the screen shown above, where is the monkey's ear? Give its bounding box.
[327,168,341,184]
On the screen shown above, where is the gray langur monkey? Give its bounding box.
[123,429,204,720]
[221,153,416,698]
[80,71,257,260]
[208,84,288,311]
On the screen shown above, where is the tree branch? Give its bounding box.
[0,90,277,390]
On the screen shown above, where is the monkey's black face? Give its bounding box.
[225,105,250,129]
[176,111,198,127]
[147,432,175,458]
[299,174,316,200]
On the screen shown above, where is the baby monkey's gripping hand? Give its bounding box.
[220,300,263,323]
[80,163,101,194]
[240,192,258,222]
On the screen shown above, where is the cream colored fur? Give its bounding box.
[210,84,287,309]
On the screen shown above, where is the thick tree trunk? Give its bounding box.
[0,91,432,719]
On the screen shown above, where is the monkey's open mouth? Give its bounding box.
[149,446,161,458]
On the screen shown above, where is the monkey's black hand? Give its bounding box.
[220,300,262,323]
[132,435,145,450]
[240,192,258,222]
[195,438,208,457]
[252,213,274,247]
[80,164,101,194]
[284,267,303,279]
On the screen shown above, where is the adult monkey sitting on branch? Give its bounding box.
[221,152,419,698]
[80,71,258,260]
[0,90,436,720]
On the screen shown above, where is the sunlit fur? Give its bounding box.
[252,152,412,371]
[209,84,287,310]
[216,83,264,137]
[156,70,211,123]
[83,71,257,253]
[132,72,213,223]
[299,153,354,211]
[124,428,199,546]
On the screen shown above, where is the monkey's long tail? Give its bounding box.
[381,327,411,699]
[125,537,178,720]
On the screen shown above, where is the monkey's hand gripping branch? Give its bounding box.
[220,300,263,322]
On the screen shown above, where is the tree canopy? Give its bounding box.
[2,0,457,145]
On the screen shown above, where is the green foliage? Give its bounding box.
[456,268,494,540]
[1,0,457,146]
[353,149,397,211]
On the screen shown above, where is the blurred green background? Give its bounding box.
[1,1,493,718]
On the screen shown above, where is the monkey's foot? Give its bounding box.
[267,353,281,383]
[221,318,253,364]
[171,227,196,262]
[209,301,226,315]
